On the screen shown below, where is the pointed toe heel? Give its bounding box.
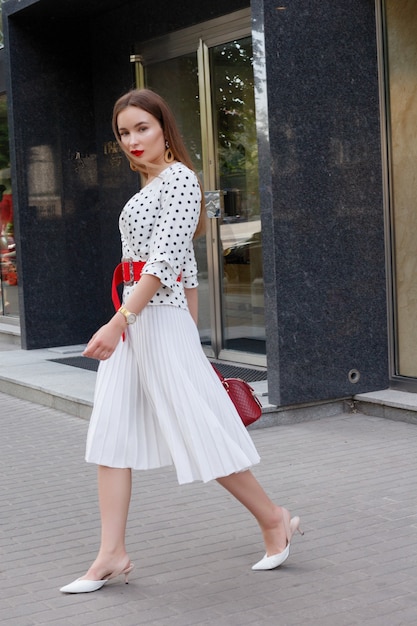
[252,511,304,571]
[59,578,107,594]
[59,562,135,594]
[252,544,290,571]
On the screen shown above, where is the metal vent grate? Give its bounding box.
[49,356,267,382]
[209,361,267,382]
[49,356,99,371]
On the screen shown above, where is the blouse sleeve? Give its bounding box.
[181,241,199,288]
[142,167,201,290]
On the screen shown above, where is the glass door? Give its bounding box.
[208,38,263,360]
[133,10,265,366]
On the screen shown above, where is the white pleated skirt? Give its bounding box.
[85,305,260,484]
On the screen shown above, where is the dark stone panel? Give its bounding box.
[253,0,388,405]
[4,0,248,32]
[4,13,104,347]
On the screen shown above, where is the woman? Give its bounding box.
[60,89,303,594]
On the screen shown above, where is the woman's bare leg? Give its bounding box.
[82,466,132,580]
[216,470,290,556]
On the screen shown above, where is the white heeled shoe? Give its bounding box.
[59,578,108,593]
[251,544,290,570]
[59,562,134,594]
[252,514,304,571]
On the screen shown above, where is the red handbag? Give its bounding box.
[212,365,263,427]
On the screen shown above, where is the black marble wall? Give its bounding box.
[252,0,389,404]
[3,9,103,348]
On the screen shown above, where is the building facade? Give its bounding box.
[1,0,416,407]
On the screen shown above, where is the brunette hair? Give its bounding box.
[112,88,205,238]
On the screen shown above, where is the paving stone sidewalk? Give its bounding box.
[0,391,416,626]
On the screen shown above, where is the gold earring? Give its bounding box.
[164,140,174,163]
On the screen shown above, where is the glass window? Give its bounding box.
[0,93,18,316]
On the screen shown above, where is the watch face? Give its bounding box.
[127,313,136,324]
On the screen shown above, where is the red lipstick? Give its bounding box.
[131,150,144,157]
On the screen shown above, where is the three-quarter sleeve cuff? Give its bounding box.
[142,260,180,291]
[183,275,199,288]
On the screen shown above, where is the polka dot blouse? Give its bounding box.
[119,162,201,309]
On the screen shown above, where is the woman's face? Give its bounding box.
[117,106,165,168]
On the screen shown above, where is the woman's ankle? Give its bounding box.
[84,551,129,577]
[260,506,290,555]
[259,504,287,532]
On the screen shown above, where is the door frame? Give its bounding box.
[376,0,417,391]
[132,8,266,367]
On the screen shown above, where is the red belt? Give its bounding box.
[111,259,182,311]
[112,260,146,311]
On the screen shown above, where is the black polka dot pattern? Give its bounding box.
[119,162,200,308]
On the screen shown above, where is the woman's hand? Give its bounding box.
[83,274,161,361]
[83,314,126,360]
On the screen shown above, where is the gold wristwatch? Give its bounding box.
[118,305,137,325]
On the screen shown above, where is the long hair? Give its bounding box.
[112,88,205,239]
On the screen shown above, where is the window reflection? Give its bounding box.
[211,38,265,354]
[0,93,18,316]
